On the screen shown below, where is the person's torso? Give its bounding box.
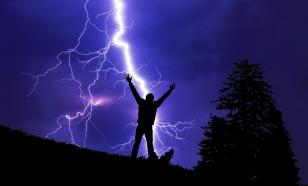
[137,101,158,125]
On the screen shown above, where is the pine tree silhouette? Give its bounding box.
[195,115,237,184]
[195,59,299,185]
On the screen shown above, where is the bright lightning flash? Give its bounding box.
[24,0,193,157]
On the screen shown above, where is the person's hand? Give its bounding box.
[170,83,176,91]
[125,74,132,83]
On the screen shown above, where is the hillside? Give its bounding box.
[0,124,194,183]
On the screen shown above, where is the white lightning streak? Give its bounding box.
[112,0,148,97]
[24,0,193,157]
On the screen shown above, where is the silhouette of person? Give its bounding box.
[125,74,176,160]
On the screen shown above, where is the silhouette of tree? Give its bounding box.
[195,59,299,185]
[195,115,238,184]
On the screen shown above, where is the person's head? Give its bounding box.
[145,93,154,102]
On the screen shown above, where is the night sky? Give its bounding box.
[1,0,307,183]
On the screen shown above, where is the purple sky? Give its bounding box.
[0,0,307,183]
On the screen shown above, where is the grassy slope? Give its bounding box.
[0,124,194,182]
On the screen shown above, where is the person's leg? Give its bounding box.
[145,126,157,160]
[131,125,144,159]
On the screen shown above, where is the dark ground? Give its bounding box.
[0,124,195,184]
[1,124,306,185]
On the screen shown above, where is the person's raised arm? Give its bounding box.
[125,74,142,104]
[156,83,176,107]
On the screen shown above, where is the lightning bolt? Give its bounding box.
[24,0,193,157]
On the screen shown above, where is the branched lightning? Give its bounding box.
[24,0,193,157]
